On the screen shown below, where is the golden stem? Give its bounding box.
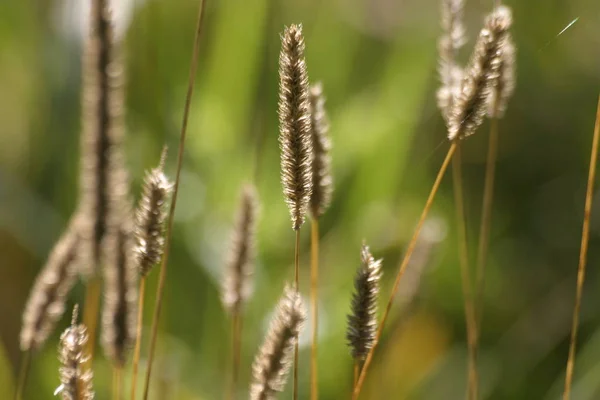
[293,229,300,400]
[82,277,101,366]
[113,366,122,400]
[14,349,31,400]
[310,219,319,400]
[353,361,359,389]
[141,1,207,398]
[473,116,499,385]
[130,277,146,400]
[452,145,478,400]
[228,308,242,400]
[563,95,600,400]
[352,142,457,399]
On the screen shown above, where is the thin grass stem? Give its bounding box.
[293,229,300,400]
[13,349,31,400]
[474,117,499,354]
[452,146,478,400]
[83,277,101,364]
[563,95,600,400]
[130,277,146,400]
[310,219,319,400]
[141,1,207,398]
[114,366,122,400]
[352,142,457,400]
[353,361,359,389]
[228,308,241,400]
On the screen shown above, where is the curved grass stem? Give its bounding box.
[352,142,457,400]
[452,145,478,400]
[130,277,146,400]
[293,229,301,400]
[14,349,31,400]
[141,1,207,398]
[563,95,600,400]
[310,219,320,400]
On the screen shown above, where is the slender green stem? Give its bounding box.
[473,117,499,368]
[14,349,31,400]
[293,229,300,400]
[141,1,207,398]
[563,95,600,400]
[310,219,319,400]
[452,145,478,400]
[130,277,146,400]
[352,142,457,399]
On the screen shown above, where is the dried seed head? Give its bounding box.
[487,35,516,118]
[134,149,173,277]
[347,243,382,361]
[79,0,126,278]
[309,83,333,218]
[55,306,95,400]
[278,24,313,231]
[448,6,513,140]
[222,184,259,314]
[101,215,138,366]
[20,219,82,352]
[250,285,306,400]
[437,0,466,122]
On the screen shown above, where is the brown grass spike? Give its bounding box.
[223,184,259,399]
[308,81,332,400]
[55,305,95,400]
[250,285,306,400]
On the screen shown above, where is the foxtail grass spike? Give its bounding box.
[55,306,95,400]
[448,6,513,141]
[79,0,126,278]
[309,82,333,218]
[101,215,138,366]
[250,285,306,400]
[487,35,516,118]
[436,0,466,122]
[134,149,173,277]
[222,184,259,313]
[20,218,82,352]
[278,24,313,231]
[347,243,382,361]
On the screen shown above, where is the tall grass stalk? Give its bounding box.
[310,220,319,400]
[130,276,146,400]
[82,278,102,365]
[293,230,301,400]
[13,350,31,400]
[352,142,457,399]
[451,147,478,399]
[141,0,208,398]
[563,95,600,400]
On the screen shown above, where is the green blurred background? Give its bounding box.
[2,0,600,398]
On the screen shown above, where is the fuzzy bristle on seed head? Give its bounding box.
[55,306,95,400]
[101,214,138,366]
[134,150,173,277]
[347,243,382,361]
[222,184,259,314]
[309,82,333,218]
[487,35,516,118]
[250,285,306,400]
[436,0,466,122]
[278,24,314,231]
[448,6,513,141]
[78,0,126,278]
[20,219,82,352]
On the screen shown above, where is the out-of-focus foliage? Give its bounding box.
[1,0,600,399]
